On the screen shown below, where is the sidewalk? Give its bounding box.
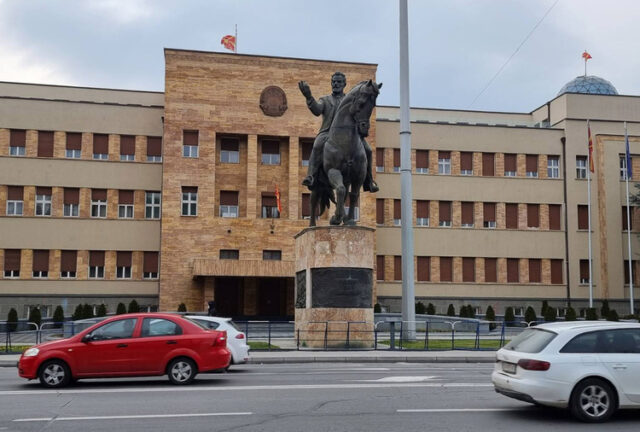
[0,350,496,368]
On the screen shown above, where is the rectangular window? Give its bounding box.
[393,149,400,172]
[6,188,24,215]
[460,152,473,175]
[63,188,79,217]
[439,201,451,227]
[376,148,385,172]
[37,131,54,157]
[576,156,587,179]
[300,141,312,167]
[527,204,539,228]
[440,257,453,282]
[529,259,541,283]
[461,202,474,227]
[463,257,475,282]
[146,136,162,162]
[116,251,132,279]
[118,190,134,219]
[302,193,311,219]
[549,204,561,230]
[219,191,238,218]
[143,251,159,279]
[504,153,516,177]
[623,206,633,231]
[482,153,495,176]
[578,205,589,230]
[484,258,497,283]
[145,191,161,219]
[183,130,199,158]
[416,200,429,226]
[376,255,385,281]
[221,138,240,163]
[3,249,20,278]
[394,255,402,281]
[89,251,105,279]
[551,259,563,284]
[506,203,518,229]
[60,250,77,279]
[32,250,49,278]
[261,194,280,219]
[120,135,135,161]
[393,199,401,226]
[220,249,239,260]
[35,187,52,216]
[548,156,560,178]
[483,202,496,228]
[344,195,360,221]
[9,129,26,156]
[526,155,538,177]
[376,199,384,225]
[417,256,430,282]
[93,134,109,160]
[66,132,82,159]
[438,151,451,174]
[91,189,107,218]
[580,259,590,284]
[263,250,282,261]
[181,187,198,216]
[507,258,519,283]
[416,150,429,174]
[620,156,629,180]
[261,139,280,165]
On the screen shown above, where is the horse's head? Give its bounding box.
[349,80,382,137]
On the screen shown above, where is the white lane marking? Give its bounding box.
[313,368,390,372]
[14,412,252,422]
[398,408,523,413]
[0,382,493,396]
[358,376,439,382]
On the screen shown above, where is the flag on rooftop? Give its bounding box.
[582,51,592,60]
[221,35,236,52]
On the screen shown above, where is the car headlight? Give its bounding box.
[23,348,39,357]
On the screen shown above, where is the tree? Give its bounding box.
[28,307,42,328]
[426,303,436,315]
[415,301,426,315]
[7,308,18,332]
[96,304,107,317]
[586,308,598,321]
[544,306,557,322]
[504,307,515,325]
[525,306,537,324]
[52,306,65,328]
[447,304,455,316]
[565,307,577,321]
[600,300,610,319]
[116,303,127,315]
[485,305,496,330]
[82,303,94,319]
[458,305,467,318]
[128,299,140,313]
[467,305,476,319]
[607,309,619,322]
[177,303,187,312]
[72,304,83,321]
[373,303,381,313]
[540,300,549,317]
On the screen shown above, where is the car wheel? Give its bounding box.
[167,358,197,385]
[38,360,71,388]
[570,378,617,423]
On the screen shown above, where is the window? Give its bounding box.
[529,259,541,283]
[35,187,52,216]
[181,187,198,216]
[300,141,312,167]
[9,129,26,156]
[141,318,182,337]
[549,204,561,230]
[620,156,629,180]
[439,201,451,227]
[461,202,474,228]
[440,257,453,282]
[6,186,24,216]
[527,204,539,228]
[483,203,496,228]
[460,152,473,175]
[482,153,495,176]
[90,318,137,340]
[261,194,280,218]
[623,206,633,231]
[183,130,199,158]
[394,256,402,281]
[578,205,589,230]
[393,149,400,172]
[91,189,107,218]
[624,260,637,285]
[506,203,518,229]
[580,259,590,284]
[63,188,79,217]
[120,135,135,161]
[416,200,429,226]
[526,155,538,177]
[302,194,311,219]
[37,131,54,157]
[220,250,239,260]
[376,148,385,172]
[145,192,161,219]
[116,251,132,279]
[376,199,384,225]
[484,258,497,283]
[417,256,430,282]
[89,251,105,279]
[416,150,429,173]
[66,132,82,158]
[438,151,451,174]
[60,250,77,279]
[393,199,401,226]
[376,255,385,281]
[221,138,240,163]
[3,249,20,278]
[146,136,162,162]
[263,250,282,261]
[551,259,563,284]
[118,190,134,219]
[261,140,280,165]
[560,330,640,354]
[219,191,238,218]
[548,156,560,178]
[143,252,159,279]
[504,153,516,177]
[463,257,475,282]
[507,258,519,283]
[93,134,109,160]
[32,250,49,278]
[576,156,587,179]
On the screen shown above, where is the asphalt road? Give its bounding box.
[0,362,638,431]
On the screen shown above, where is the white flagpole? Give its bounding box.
[625,122,635,315]
[587,120,594,308]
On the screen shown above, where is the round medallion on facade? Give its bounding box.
[260,86,288,117]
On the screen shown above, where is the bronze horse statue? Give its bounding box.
[309,79,382,226]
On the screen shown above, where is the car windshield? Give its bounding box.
[503,328,557,353]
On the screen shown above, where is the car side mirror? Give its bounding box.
[81,334,92,343]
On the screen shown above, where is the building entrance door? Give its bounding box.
[258,278,285,317]
[214,277,241,317]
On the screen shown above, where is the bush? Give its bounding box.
[467,305,476,319]
[28,307,42,328]
[504,307,515,325]
[600,300,610,319]
[607,309,619,321]
[52,306,65,327]
[7,308,18,332]
[82,303,94,319]
[525,306,537,324]
[72,304,83,321]
[485,306,496,330]
[177,303,187,312]
[116,302,127,315]
[565,307,577,321]
[585,308,598,321]
[447,304,455,317]
[544,306,557,322]
[374,303,381,313]
[540,300,549,317]
[426,303,435,315]
[96,304,107,317]
[458,305,467,318]
[128,300,140,313]
[415,301,426,315]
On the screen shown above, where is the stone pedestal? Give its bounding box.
[294,226,374,348]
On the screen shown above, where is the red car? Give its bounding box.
[18,313,231,388]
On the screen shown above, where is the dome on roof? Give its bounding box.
[557,75,618,96]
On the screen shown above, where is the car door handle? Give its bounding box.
[613,364,627,370]
[117,343,128,348]
[166,340,177,345]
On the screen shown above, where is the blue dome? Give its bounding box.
[557,75,618,96]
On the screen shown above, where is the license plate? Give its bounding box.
[502,361,517,374]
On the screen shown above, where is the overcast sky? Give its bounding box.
[1,0,638,112]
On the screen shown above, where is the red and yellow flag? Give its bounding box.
[588,125,595,173]
[221,35,236,52]
[275,185,282,213]
[582,51,592,60]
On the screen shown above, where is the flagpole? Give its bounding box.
[625,122,635,315]
[235,24,238,53]
[587,120,594,308]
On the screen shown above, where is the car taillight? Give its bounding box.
[517,359,550,371]
[235,333,245,339]
[212,331,227,347]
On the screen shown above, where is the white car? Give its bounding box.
[492,321,640,422]
[186,316,250,367]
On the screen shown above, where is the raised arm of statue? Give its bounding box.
[298,81,323,116]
